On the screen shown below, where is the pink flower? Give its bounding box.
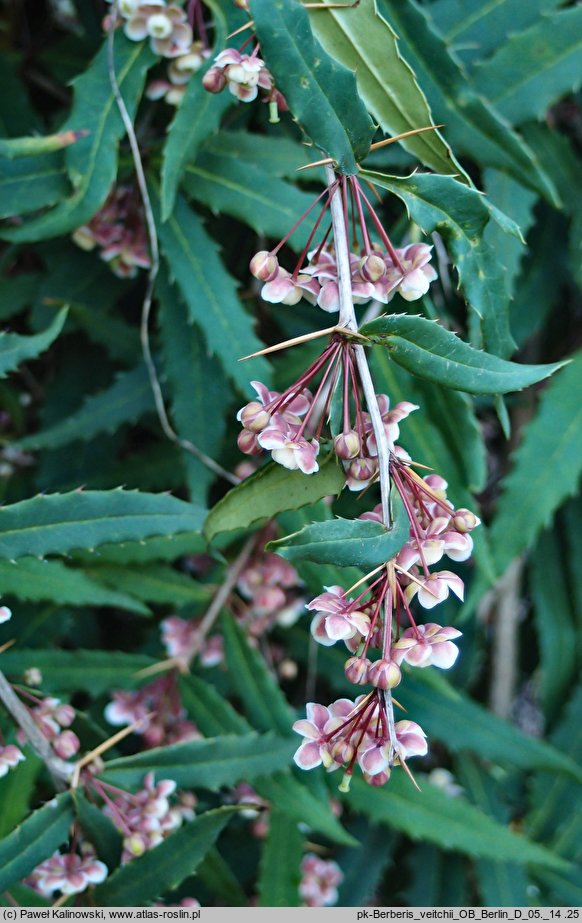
[292,703,333,770]
[307,586,370,646]
[299,854,343,907]
[0,744,25,777]
[28,851,107,897]
[395,720,428,758]
[407,570,464,609]
[214,49,272,102]
[392,243,438,302]
[258,423,319,474]
[392,623,462,669]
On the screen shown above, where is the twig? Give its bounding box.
[0,668,72,785]
[325,164,399,764]
[488,556,525,719]
[106,11,239,487]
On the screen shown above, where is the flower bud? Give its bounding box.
[359,253,386,282]
[237,429,262,456]
[249,251,279,282]
[347,457,377,481]
[54,730,80,759]
[330,738,355,764]
[124,834,147,858]
[238,401,271,432]
[452,508,481,533]
[334,430,361,460]
[367,658,401,689]
[344,655,370,685]
[202,66,227,94]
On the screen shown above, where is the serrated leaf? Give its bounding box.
[86,562,211,607]
[101,733,296,791]
[197,848,247,907]
[308,0,466,180]
[490,350,582,576]
[400,672,582,783]
[153,187,270,393]
[200,131,311,178]
[223,614,296,736]
[0,489,204,559]
[73,530,206,565]
[93,808,236,906]
[0,793,74,892]
[348,775,567,869]
[473,7,582,125]
[0,36,156,242]
[16,363,154,450]
[337,823,395,906]
[257,811,303,907]
[254,772,357,847]
[375,0,557,204]
[0,557,149,613]
[179,673,251,737]
[0,308,67,378]
[182,154,317,251]
[157,269,229,506]
[360,313,565,394]
[159,0,232,221]
[0,754,42,840]
[204,455,345,543]
[360,170,521,355]
[250,0,374,174]
[269,496,408,568]
[0,649,155,695]
[0,152,70,220]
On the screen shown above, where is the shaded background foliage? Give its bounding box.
[0,0,581,907]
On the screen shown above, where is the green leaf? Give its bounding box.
[153,187,270,393]
[0,754,42,840]
[0,308,67,378]
[200,130,311,178]
[348,775,567,869]
[269,496,409,568]
[179,673,251,737]
[490,350,582,576]
[74,793,122,872]
[223,614,296,736]
[0,152,70,220]
[257,811,303,907]
[530,530,578,722]
[0,557,149,614]
[308,0,467,180]
[93,808,236,906]
[473,7,582,125]
[73,530,206,565]
[86,562,211,607]
[204,455,345,543]
[182,154,318,251]
[0,649,155,695]
[360,170,521,355]
[157,269,229,506]
[482,169,538,302]
[160,0,232,221]
[375,0,557,204]
[16,363,154,450]
[254,772,357,847]
[360,313,565,395]
[0,792,74,892]
[337,823,395,906]
[101,734,296,791]
[0,489,204,560]
[196,849,247,906]
[401,672,582,783]
[0,129,86,159]
[250,0,374,173]
[0,36,156,242]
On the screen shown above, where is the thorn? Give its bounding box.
[227,20,254,39]
[0,638,16,654]
[296,156,335,172]
[399,757,422,792]
[369,125,445,152]
[71,711,156,788]
[239,325,338,360]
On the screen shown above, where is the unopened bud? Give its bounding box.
[278,658,298,681]
[202,66,227,94]
[452,508,481,533]
[330,738,354,764]
[24,667,42,687]
[239,401,271,432]
[124,834,147,857]
[344,655,370,685]
[359,253,386,282]
[53,730,80,759]
[237,429,262,456]
[367,658,401,689]
[347,457,377,481]
[334,430,361,460]
[249,250,279,282]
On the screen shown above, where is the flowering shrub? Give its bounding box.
[0,0,581,909]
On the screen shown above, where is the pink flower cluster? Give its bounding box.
[204,48,273,102]
[109,1,193,58]
[238,379,319,474]
[72,185,150,278]
[0,743,25,777]
[27,848,107,898]
[252,243,437,313]
[100,773,194,863]
[146,42,209,106]
[293,696,427,788]
[104,673,200,748]
[299,853,343,907]
[17,696,80,761]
